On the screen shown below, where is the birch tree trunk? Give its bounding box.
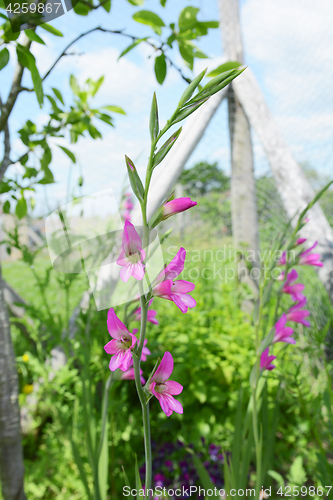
[219,0,259,268]
[0,265,26,500]
[234,68,333,301]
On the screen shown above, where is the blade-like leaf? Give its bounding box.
[40,23,63,37]
[25,29,45,44]
[0,47,10,70]
[58,146,76,163]
[207,61,241,77]
[154,53,167,84]
[101,105,126,114]
[118,38,148,59]
[52,87,64,105]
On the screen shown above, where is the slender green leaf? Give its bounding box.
[52,88,64,105]
[149,92,159,141]
[70,438,93,500]
[192,454,219,498]
[153,127,182,167]
[98,419,109,500]
[30,62,44,107]
[127,0,144,4]
[101,105,126,114]
[207,61,241,77]
[0,48,10,70]
[25,29,45,44]
[231,386,243,485]
[3,200,10,214]
[118,38,148,59]
[154,53,167,84]
[58,146,76,163]
[40,23,63,36]
[122,467,133,499]
[177,68,206,108]
[70,74,80,95]
[15,197,27,219]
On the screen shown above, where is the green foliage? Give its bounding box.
[179,161,230,197]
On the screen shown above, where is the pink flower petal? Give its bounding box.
[120,264,133,283]
[104,339,119,354]
[153,351,174,383]
[165,380,183,395]
[107,309,129,339]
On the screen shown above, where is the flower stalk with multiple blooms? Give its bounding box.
[103,66,245,497]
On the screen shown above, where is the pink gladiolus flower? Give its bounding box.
[104,309,138,371]
[152,248,196,314]
[286,298,310,327]
[121,366,145,385]
[149,351,183,417]
[277,251,287,265]
[299,241,323,267]
[123,210,131,221]
[134,299,158,325]
[162,197,197,219]
[282,269,305,301]
[273,314,295,344]
[295,238,306,246]
[117,220,145,282]
[124,200,133,211]
[260,348,276,371]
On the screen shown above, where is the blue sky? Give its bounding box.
[1,0,332,216]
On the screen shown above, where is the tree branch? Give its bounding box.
[42,26,191,84]
[0,98,12,183]
[0,35,32,134]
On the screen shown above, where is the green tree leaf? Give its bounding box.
[132,10,165,35]
[0,47,9,70]
[70,74,80,95]
[25,30,45,45]
[58,146,76,163]
[15,197,27,219]
[101,105,126,114]
[154,53,167,84]
[3,200,10,214]
[52,88,64,105]
[127,0,144,4]
[40,23,63,37]
[118,38,148,59]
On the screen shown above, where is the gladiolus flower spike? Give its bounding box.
[117,220,146,282]
[152,248,196,313]
[148,351,183,417]
[104,309,138,372]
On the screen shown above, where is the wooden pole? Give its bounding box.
[219,0,259,269]
[234,68,333,301]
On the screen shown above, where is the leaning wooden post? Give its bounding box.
[219,0,260,283]
[234,68,333,302]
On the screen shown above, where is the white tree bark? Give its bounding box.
[234,68,333,300]
[219,0,259,265]
[0,269,26,500]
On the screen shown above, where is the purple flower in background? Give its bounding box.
[299,241,323,267]
[121,366,145,385]
[260,348,276,371]
[134,299,159,325]
[282,269,305,301]
[273,314,295,344]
